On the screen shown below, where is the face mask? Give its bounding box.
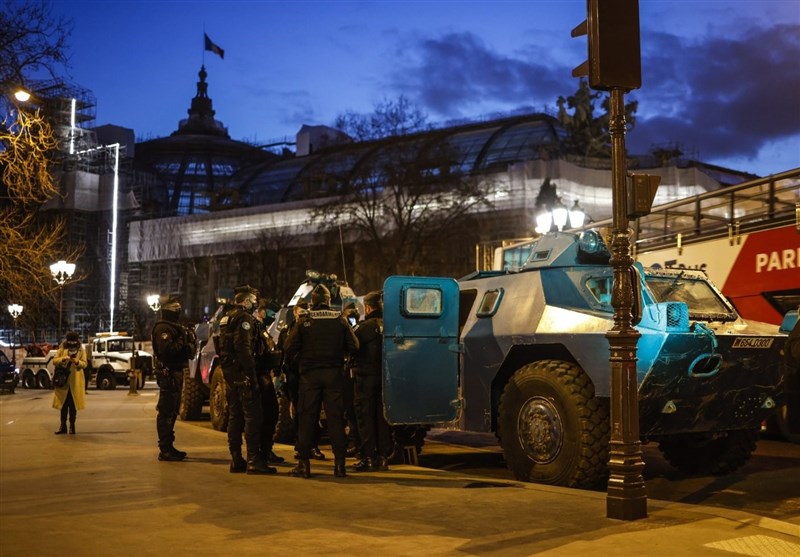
[68,349,78,357]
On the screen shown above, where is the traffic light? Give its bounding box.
[626,173,660,218]
[572,0,642,91]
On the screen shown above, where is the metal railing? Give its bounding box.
[578,167,800,254]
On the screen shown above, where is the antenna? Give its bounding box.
[338,224,348,284]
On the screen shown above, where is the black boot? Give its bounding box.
[246,456,277,475]
[289,459,311,478]
[373,456,389,471]
[69,423,75,435]
[310,447,326,460]
[158,446,186,462]
[55,424,67,435]
[230,452,247,473]
[334,458,347,478]
[267,450,285,464]
[351,458,372,472]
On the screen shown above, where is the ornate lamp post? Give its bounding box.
[535,200,586,234]
[50,260,76,341]
[7,304,23,365]
[147,294,161,313]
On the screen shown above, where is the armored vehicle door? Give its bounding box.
[382,276,460,424]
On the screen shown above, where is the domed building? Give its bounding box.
[134,66,276,218]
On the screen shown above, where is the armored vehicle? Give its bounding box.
[382,230,786,488]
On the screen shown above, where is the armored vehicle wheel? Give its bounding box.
[209,370,228,432]
[96,369,116,390]
[36,370,52,389]
[22,370,36,389]
[179,367,204,421]
[657,429,759,475]
[273,389,295,444]
[497,360,609,488]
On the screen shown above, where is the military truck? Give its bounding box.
[86,333,153,390]
[180,271,358,432]
[382,230,786,488]
[19,344,57,389]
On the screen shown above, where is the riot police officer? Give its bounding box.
[151,295,194,462]
[351,290,392,472]
[286,284,359,478]
[280,301,327,459]
[219,285,276,475]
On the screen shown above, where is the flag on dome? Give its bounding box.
[204,33,224,59]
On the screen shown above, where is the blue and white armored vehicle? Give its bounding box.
[382,230,786,488]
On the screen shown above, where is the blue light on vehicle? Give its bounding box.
[578,230,604,254]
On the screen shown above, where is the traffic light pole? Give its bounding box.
[605,88,647,520]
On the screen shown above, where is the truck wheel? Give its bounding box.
[209,370,228,432]
[22,371,36,389]
[179,367,204,421]
[36,371,52,390]
[96,370,117,390]
[497,360,609,488]
[658,429,759,475]
[273,389,295,444]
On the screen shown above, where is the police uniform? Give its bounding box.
[285,285,359,478]
[219,285,275,475]
[351,291,392,471]
[151,295,193,462]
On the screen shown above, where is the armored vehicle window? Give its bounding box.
[586,276,613,307]
[531,249,551,262]
[477,289,503,317]
[646,275,734,320]
[403,287,443,317]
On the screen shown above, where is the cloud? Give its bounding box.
[391,31,566,117]
[622,24,800,159]
[394,23,800,167]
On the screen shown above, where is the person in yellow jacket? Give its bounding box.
[52,331,87,434]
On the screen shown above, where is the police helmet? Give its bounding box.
[363,290,383,310]
[234,285,259,303]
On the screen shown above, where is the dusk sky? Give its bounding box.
[47,0,799,177]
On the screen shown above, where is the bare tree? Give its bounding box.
[317,97,500,285]
[0,0,71,93]
[1,1,78,333]
[334,95,429,141]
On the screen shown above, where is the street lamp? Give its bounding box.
[13,88,31,102]
[535,200,586,234]
[147,294,161,313]
[7,304,23,365]
[50,260,76,341]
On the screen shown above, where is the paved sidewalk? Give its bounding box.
[1,388,799,556]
